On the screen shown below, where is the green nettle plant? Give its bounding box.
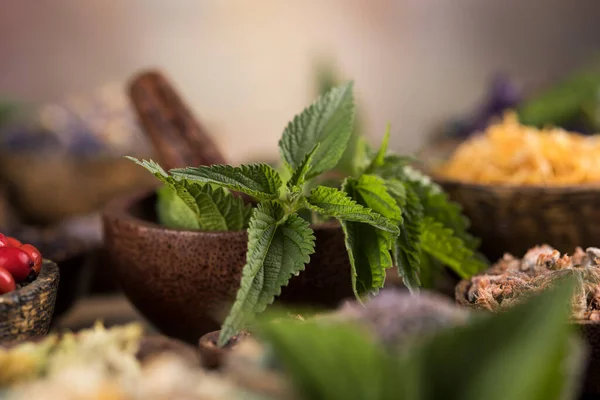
[128,82,486,345]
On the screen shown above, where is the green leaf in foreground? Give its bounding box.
[218,202,315,346]
[170,163,283,201]
[259,279,581,400]
[279,82,355,179]
[260,320,392,400]
[306,185,399,234]
[393,183,423,292]
[342,175,401,296]
[419,217,486,278]
[406,278,581,400]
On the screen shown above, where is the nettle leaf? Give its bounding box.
[156,185,200,230]
[170,163,283,201]
[287,143,321,191]
[218,202,315,346]
[411,180,481,251]
[352,175,401,223]
[306,185,399,234]
[128,157,202,218]
[393,183,423,293]
[186,183,252,231]
[342,176,401,296]
[420,217,486,278]
[279,82,355,179]
[128,157,251,231]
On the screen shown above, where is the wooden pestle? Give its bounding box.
[128,70,227,170]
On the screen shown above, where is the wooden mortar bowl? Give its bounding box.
[102,190,353,343]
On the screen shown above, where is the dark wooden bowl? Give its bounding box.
[419,140,600,261]
[455,279,595,395]
[102,190,353,343]
[0,260,59,343]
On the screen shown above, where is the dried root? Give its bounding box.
[464,245,600,320]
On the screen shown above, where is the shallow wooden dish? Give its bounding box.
[102,190,353,343]
[0,260,59,343]
[419,140,600,261]
[0,152,156,225]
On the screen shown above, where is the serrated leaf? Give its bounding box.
[287,143,321,190]
[156,185,200,230]
[185,183,252,231]
[393,183,423,293]
[218,203,315,345]
[411,180,481,251]
[306,185,399,234]
[128,157,251,231]
[420,217,486,278]
[170,163,283,201]
[279,82,355,179]
[352,175,401,223]
[341,176,401,295]
[128,157,202,216]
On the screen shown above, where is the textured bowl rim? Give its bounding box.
[455,278,600,326]
[103,188,343,236]
[432,174,600,193]
[0,260,59,306]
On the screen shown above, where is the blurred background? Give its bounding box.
[1,0,600,328]
[2,0,600,162]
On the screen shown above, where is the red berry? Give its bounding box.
[0,234,9,247]
[0,247,33,282]
[19,244,42,274]
[6,237,21,247]
[0,266,16,294]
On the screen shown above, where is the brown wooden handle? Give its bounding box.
[128,70,227,170]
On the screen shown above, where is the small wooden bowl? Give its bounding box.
[0,260,60,343]
[198,330,250,369]
[102,190,353,343]
[419,141,600,261]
